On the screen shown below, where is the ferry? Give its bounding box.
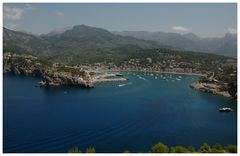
[219,107,233,112]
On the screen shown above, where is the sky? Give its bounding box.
[3,3,237,37]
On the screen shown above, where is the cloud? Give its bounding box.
[172,26,190,32]
[3,6,24,20]
[55,11,64,17]
[227,28,237,34]
[3,4,34,21]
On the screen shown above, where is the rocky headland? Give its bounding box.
[190,82,231,97]
[3,53,128,88]
[190,74,237,99]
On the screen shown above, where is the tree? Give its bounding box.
[68,146,81,153]
[224,144,237,153]
[151,142,169,153]
[85,147,96,153]
[170,147,176,153]
[170,146,188,153]
[211,144,223,153]
[199,143,211,153]
[187,145,196,153]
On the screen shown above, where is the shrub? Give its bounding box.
[211,144,223,153]
[199,143,211,153]
[170,146,188,153]
[68,146,81,153]
[224,144,237,153]
[151,142,169,153]
[85,147,96,153]
[187,145,196,153]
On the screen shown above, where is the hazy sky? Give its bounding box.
[3,3,237,37]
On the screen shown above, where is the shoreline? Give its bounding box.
[190,82,232,98]
[100,69,204,77]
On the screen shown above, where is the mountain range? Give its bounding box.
[3,25,237,64]
[113,31,237,57]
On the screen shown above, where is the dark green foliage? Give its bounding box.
[150,142,169,153]
[68,143,237,153]
[199,143,212,153]
[68,146,81,153]
[85,147,96,153]
[211,144,223,153]
[228,82,237,99]
[187,145,196,153]
[170,146,188,153]
[224,144,237,153]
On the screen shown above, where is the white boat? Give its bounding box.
[219,107,233,112]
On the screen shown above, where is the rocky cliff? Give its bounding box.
[39,70,94,88]
[190,76,237,99]
[3,53,94,88]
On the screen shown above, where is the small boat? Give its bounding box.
[176,78,181,81]
[219,107,233,112]
[115,73,123,76]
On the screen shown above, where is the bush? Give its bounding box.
[170,146,188,153]
[199,143,211,153]
[151,142,169,153]
[224,144,237,153]
[85,147,96,153]
[187,145,196,153]
[68,146,81,153]
[211,144,223,153]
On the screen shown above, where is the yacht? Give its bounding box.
[219,107,233,112]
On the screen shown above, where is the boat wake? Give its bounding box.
[118,82,132,87]
[137,75,147,81]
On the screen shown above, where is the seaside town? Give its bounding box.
[3,51,237,99]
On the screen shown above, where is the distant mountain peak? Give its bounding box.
[183,32,201,41]
[43,26,73,36]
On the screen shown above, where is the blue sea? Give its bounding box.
[3,72,237,153]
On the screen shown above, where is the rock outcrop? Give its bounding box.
[190,82,231,97]
[39,71,94,88]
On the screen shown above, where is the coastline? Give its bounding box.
[190,82,232,98]
[100,69,234,99]
[103,69,204,77]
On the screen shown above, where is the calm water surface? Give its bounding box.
[3,72,237,153]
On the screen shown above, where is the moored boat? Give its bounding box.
[219,107,233,112]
